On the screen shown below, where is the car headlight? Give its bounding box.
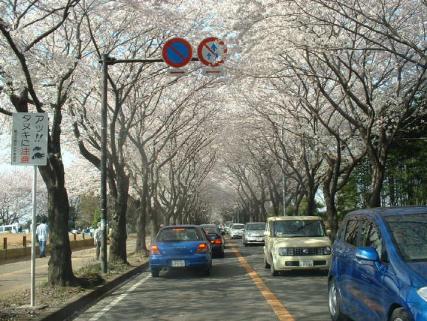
[323,246,331,255]
[278,248,291,256]
[417,287,427,302]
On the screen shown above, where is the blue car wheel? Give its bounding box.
[151,268,160,278]
[201,264,211,276]
[328,279,348,321]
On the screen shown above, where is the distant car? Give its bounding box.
[149,225,212,277]
[264,216,331,276]
[218,224,225,235]
[224,221,233,235]
[201,224,225,258]
[243,222,266,246]
[329,207,427,321]
[229,223,245,239]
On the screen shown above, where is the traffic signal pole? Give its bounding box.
[100,54,108,273]
[99,54,199,273]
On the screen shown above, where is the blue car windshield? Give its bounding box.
[157,228,202,242]
[273,220,325,237]
[385,214,427,262]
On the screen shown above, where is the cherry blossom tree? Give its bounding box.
[0,0,84,285]
[231,0,426,220]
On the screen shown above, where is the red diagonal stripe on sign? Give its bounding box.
[203,42,218,60]
[165,42,187,62]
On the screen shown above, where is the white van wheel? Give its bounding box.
[270,259,279,276]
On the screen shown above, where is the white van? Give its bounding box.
[0,223,20,234]
[264,216,331,276]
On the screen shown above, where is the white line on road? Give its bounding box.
[88,273,151,321]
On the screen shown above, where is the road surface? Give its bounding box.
[72,240,330,321]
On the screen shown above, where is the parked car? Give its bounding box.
[70,228,81,234]
[149,225,212,277]
[229,223,245,239]
[201,224,225,258]
[243,222,266,246]
[264,216,331,276]
[329,207,427,321]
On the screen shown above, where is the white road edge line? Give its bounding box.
[88,274,151,321]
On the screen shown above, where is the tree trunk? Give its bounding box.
[294,192,304,216]
[306,181,318,215]
[135,197,148,254]
[39,163,75,286]
[323,183,339,241]
[150,198,161,236]
[109,172,129,263]
[136,177,149,254]
[389,174,396,206]
[259,202,267,221]
[135,209,148,255]
[368,164,385,208]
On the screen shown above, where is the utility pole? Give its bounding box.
[100,54,109,273]
[282,158,286,216]
[281,120,286,216]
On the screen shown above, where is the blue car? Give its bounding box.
[149,225,212,277]
[329,207,427,321]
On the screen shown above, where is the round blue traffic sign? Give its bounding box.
[162,38,193,68]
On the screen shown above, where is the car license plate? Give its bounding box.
[171,260,185,267]
[300,260,314,267]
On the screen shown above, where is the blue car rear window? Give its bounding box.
[157,227,202,242]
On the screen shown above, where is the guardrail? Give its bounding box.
[0,235,95,264]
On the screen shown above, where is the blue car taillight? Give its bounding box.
[196,242,209,253]
[150,244,160,255]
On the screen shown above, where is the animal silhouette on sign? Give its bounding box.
[32,152,45,159]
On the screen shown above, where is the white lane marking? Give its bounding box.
[88,273,151,321]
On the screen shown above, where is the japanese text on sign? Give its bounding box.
[11,113,48,166]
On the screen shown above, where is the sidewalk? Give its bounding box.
[0,235,146,298]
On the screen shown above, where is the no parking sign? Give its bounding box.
[197,37,227,67]
[162,38,193,68]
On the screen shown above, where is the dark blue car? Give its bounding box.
[329,207,427,321]
[149,225,212,277]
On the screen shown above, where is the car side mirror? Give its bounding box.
[355,247,379,262]
[326,229,332,236]
[264,231,269,237]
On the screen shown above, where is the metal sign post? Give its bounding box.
[31,165,37,306]
[11,113,48,307]
[100,54,109,273]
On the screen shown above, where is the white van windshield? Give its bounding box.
[273,220,325,237]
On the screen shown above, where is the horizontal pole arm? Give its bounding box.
[99,57,200,65]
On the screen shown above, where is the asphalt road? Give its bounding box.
[72,240,330,321]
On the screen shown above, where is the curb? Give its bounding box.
[40,261,149,321]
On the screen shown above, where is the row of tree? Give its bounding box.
[0,0,223,285]
[223,0,426,236]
